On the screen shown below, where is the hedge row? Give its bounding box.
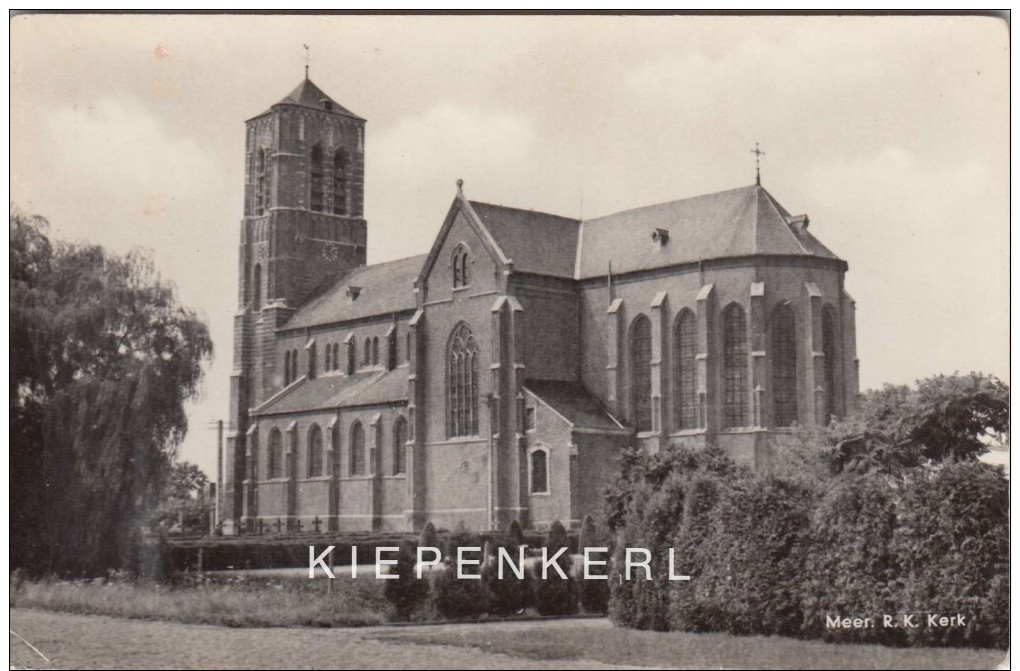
[608,446,1009,649]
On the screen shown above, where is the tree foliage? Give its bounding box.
[11,209,213,575]
[825,373,1008,474]
[150,461,211,533]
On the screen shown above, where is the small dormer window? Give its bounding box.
[346,286,361,302]
[651,228,670,246]
[321,99,333,111]
[789,214,810,233]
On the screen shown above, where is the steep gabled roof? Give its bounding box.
[255,77,365,121]
[254,368,407,416]
[285,255,425,330]
[575,184,842,279]
[468,201,580,279]
[524,379,626,433]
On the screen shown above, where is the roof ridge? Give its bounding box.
[469,199,580,224]
[584,184,757,225]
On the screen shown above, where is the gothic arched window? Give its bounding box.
[722,303,749,428]
[284,350,291,386]
[332,343,340,371]
[252,264,262,310]
[268,428,283,479]
[530,447,549,494]
[347,341,355,374]
[324,343,331,372]
[255,148,268,215]
[310,144,325,212]
[372,337,379,366]
[333,149,348,215]
[673,309,698,430]
[307,424,323,477]
[350,421,365,476]
[446,322,480,437]
[307,343,317,380]
[772,304,799,427]
[452,244,470,288]
[822,307,838,424]
[630,314,653,432]
[393,416,407,475]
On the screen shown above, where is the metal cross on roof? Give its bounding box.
[303,44,311,79]
[751,142,766,185]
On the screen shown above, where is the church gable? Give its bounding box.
[417,191,508,301]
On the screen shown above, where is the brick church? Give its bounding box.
[222,76,859,535]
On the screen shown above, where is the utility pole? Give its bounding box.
[214,419,224,534]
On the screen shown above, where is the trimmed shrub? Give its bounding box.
[482,524,532,615]
[894,462,1009,648]
[799,472,903,645]
[419,521,439,551]
[577,514,610,614]
[531,520,577,616]
[383,540,429,621]
[432,523,487,619]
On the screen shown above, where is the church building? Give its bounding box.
[222,77,859,535]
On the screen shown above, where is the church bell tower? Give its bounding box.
[223,76,367,534]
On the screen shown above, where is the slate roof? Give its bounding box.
[254,368,408,416]
[574,184,841,279]
[468,201,580,279]
[285,255,425,330]
[524,379,626,433]
[257,77,364,120]
[463,185,842,282]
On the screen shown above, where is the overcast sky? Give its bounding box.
[11,14,1009,476]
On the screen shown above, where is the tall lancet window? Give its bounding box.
[255,148,268,215]
[350,421,365,476]
[771,304,799,427]
[310,144,325,212]
[822,307,837,424]
[252,264,262,310]
[307,424,323,477]
[722,303,749,428]
[333,149,348,215]
[673,309,698,430]
[446,322,479,437]
[268,429,283,480]
[630,315,653,432]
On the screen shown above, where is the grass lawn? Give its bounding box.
[378,623,1008,670]
[10,573,389,628]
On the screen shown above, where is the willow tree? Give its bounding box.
[11,209,213,576]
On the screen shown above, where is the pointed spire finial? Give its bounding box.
[303,44,311,79]
[751,142,766,186]
[456,178,464,195]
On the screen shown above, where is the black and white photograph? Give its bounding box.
[8,12,1011,669]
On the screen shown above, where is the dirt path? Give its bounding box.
[10,608,632,670]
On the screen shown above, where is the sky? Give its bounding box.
[10,14,1010,477]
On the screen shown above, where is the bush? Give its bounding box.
[419,521,439,551]
[799,473,902,645]
[482,524,532,615]
[531,520,577,616]
[894,462,1009,648]
[432,523,487,619]
[383,540,429,621]
[577,514,610,614]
